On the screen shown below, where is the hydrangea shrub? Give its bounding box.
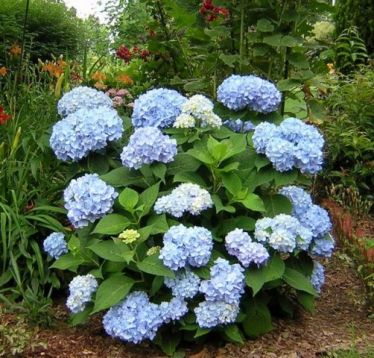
[48,76,334,355]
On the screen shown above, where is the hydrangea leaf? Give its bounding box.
[138,182,160,217]
[50,253,84,272]
[283,267,318,296]
[262,194,292,217]
[137,254,175,278]
[166,153,201,175]
[245,254,285,296]
[221,172,242,196]
[256,19,274,32]
[92,274,134,314]
[89,241,134,263]
[273,170,298,186]
[212,194,236,214]
[92,214,131,235]
[240,193,266,212]
[297,292,316,313]
[224,324,244,344]
[194,327,211,338]
[69,304,93,327]
[100,167,150,187]
[173,171,207,188]
[119,188,139,211]
[242,301,273,337]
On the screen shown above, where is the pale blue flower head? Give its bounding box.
[57,86,113,117]
[43,232,67,259]
[159,225,213,271]
[154,183,213,218]
[64,174,118,228]
[103,291,163,343]
[50,106,123,162]
[121,127,177,169]
[199,258,245,304]
[252,122,278,154]
[265,137,296,172]
[223,119,255,133]
[164,270,201,299]
[310,261,325,293]
[66,274,98,313]
[194,301,240,328]
[225,228,269,267]
[298,204,332,239]
[311,235,335,257]
[159,297,188,323]
[131,88,187,128]
[279,186,313,217]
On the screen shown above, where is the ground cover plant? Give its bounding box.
[43,72,335,355]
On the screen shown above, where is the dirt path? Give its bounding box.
[25,253,373,358]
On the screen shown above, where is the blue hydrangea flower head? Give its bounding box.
[159,225,213,270]
[298,204,332,238]
[217,75,281,113]
[66,274,98,313]
[265,137,296,172]
[279,186,313,217]
[159,297,188,323]
[252,122,278,154]
[225,228,269,267]
[194,301,240,328]
[223,119,255,133]
[200,258,245,304]
[103,291,163,343]
[310,261,325,293]
[64,174,118,228]
[121,127,177,169]
[131,88,187,128]
[57,86,113,117]
[164,270,201,299]
[154,183,213,218]
[43,232,67,259]
[50,106,123,162]
[311,234,335,257]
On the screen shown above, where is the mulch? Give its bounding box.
[23,252,373,358]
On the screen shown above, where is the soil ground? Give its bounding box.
[20,252,373,358]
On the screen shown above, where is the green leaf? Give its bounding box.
[242,301,273,337]
[138,182,160,217]
[150,276,164,296]
[240,193,266,212]
[167,154,201,175]
[152,163,167,182]
[283,267,317,296]
[224,324,244,343]
[207,136,229,161]
[158,332,181,356]
[100,167,149,187]
[262,194,292,217]
[50,253,84,271]
[194,327,211,338]
[245,254,285,296]
[297,292,316,313]
[89,240,134,263]
[262,34,283,46]
[88,154,109,175]
[212,194,235,214]
[221,172,242,196]
[256,18,274,32]
[273,170,298,186]
[92,214,131,235]
[147,214,169,235]
[137,254,175,278]
[173,171,207,187]
[118,188,139,211]
[92,274,134,313]
[254,156,270,170]
[187,148,214,165]
[219,54,239,68]
[69,305,92,326]
[218,216,255,234]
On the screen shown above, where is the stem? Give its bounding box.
[239,0,245,72]
[281,46,290,116]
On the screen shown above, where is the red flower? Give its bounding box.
[199,0,229,22]
[140,49,150,60]
[116,45,132,63]
[0,106,11,125]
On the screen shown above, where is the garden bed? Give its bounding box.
[20,252,373,358]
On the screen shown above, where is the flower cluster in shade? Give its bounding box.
[252,118,325,173]
[154,183,213,218]
[225,229,269,267]
[254,214,313,253]
[131,88,186,128]
[43,232,67,259]
[223,119,255,133]
[120,127,177,169]
[195,258,245,328]
[57,86,113,117]
[66,274,98,313]
[64,174,118,228]
[164,270,201,299]
[173,95,222,128]
[280,186,334,257]
[103,291,187,344]
[50,106,124,162]
[310,261,325,293]
[217,74,281,113]
[159,224,213,271]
